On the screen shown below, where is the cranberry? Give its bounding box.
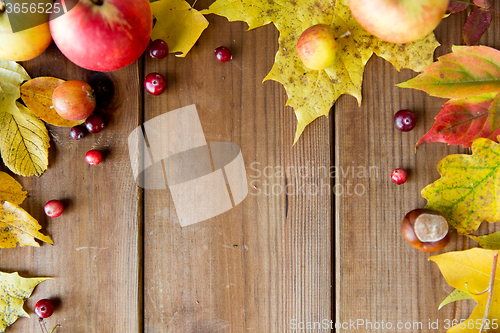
[70,125,86,140]
[215,46,232,62]
[391,168,408,185]
[144,73,167,95]
[85,150,102,165]
[85,115,105,134]
[149,39,169,59]
[35,299,55,319]
[44,200,64,218]
[394,109,417,132]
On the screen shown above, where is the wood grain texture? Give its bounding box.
[4,2,499,333]
[142,2,331,332]
[336,5,500,332]
[0,43,143,333]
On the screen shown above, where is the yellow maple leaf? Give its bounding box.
[0,200,53,248]
[203,0,439,143]
[20,77,84,127]
[0,271,50,333]
[0,172,27,206]
[431,248,500,333]
[150,0,209,57]
[422,137,500,235]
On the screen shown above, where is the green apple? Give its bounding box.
[348,0,450,44]
[0,1,52,61]
[296,24,339,70]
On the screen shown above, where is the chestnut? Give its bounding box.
[401,208,451,253]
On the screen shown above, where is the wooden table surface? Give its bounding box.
[2,1,500,332]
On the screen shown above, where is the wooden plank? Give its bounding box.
[143,4,332,332]
[335,8,500,331]
[1,43,143,332]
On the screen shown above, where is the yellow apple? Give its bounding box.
[0,4,52,61]
[296,24,339,70]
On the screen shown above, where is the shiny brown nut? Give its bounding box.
[401,208,451,253]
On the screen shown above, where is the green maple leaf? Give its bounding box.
[202,0,439,142]
[422,137,500,234]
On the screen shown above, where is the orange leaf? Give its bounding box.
[397,46,500,99]
[20,77,84,127]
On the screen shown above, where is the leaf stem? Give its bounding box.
[479,251,498,333]
[38,318,49,333]
[49,324,62,333]
[465,282,490,295]
[337,31,351,40]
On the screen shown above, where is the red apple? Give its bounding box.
[296,24,339,70]
[348,0,449,44]
[49,0,152,71]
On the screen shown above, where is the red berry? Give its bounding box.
[391,168,408,185]
[215,46,232,62]
[149,39,169,59]
[85,150,102,165]
[394,110,417,132]
[85,115,105,134]
[35,299,55,319]
[70,125,86,140]
[144,73,167,95]
[44,200,64,218]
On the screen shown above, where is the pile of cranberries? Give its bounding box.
[66,85,106,166]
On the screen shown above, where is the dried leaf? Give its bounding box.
[470,231,500,249]
[397,46,500,99]
[0,172,26,206]
[463,8,492,45]
[0,60,30,87]
[0,83,50,177]
[0,61,49,177]
[204,0,439,143]
[431,248,500,333]
[474,0,491,8]
[448,1,470,13]
[422,137,500,234]
[0,271,50,333]
[489,92,500,131]
[439,289,474,310]
[151,0,209,57]
[0,200,53,248]
[416,93,500,148]
[20,77,83,127]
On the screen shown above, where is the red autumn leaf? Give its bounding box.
[474,0,491,8]
[416,94,500,148]
[464,8,492,45]
[448,0,470,13]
